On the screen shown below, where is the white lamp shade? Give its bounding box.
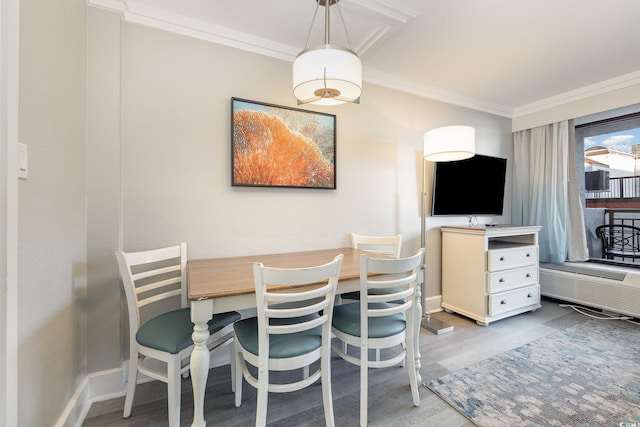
[293,44,362,105]
[423,125,476,162]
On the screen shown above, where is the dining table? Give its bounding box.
[187,246,423,427]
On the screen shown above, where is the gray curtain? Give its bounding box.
[512,121,588,263]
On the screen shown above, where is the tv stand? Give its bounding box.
[441,225,542,326]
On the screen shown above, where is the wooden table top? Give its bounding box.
[187,247,368,300]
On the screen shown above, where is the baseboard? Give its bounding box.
[55,348,233,426]
[88,366,127,403]
[53,376,91,427]
[424,294,444,315]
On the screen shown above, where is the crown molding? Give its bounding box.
[88,0,509,117]
[89,0,300,60]
[513,71,640,118]
[363,69,514,118]
[87,0,640,120]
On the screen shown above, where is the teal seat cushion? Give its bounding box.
[233,314,322,359]
[136,308,240,354]
[332,302,405,338]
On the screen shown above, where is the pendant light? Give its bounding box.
[293,0,362,105]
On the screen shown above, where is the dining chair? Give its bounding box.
[340,233,404,362]
[116,242,241,427]
[232,254,344,427]
[331,248,425,427]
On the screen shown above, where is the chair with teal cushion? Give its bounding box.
[340,233,404,362]
[116,243,240,427]
[332,249,424,427]
[232,254,344,427]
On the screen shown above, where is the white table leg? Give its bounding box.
[414,269,423,385]
[190,300,212,427]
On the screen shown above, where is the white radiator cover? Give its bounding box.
[540,266,640,318]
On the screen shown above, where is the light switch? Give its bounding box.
[18,142,28,179]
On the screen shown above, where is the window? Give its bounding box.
[576,111,640,265]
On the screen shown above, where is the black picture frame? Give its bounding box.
[231,97,337,189]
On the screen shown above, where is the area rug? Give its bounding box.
[426,320,640,427]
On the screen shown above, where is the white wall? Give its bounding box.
[1,0,20,424]
[18,0,87,425]
[86,6,124,374]
[86,8,512,374]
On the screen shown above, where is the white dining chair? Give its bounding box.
[341,233,404,362]
[232,254,344,427]
[116,242,241,426]
[331,249,424,427]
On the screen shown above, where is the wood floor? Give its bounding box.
[83,297,595,426]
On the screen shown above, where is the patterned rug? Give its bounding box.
[426,320,640,427]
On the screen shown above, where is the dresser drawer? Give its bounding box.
[487,245,538,272]
[487,265,538,293]
[488,284,540,316]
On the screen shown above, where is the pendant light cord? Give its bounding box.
[302,2,321,49]
[335,1,354,50]
[301,1,355,51]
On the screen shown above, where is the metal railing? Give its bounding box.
[587,175,640,200]
[604,208,640,228]
[592,208,640,265]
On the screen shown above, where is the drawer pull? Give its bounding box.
[499,256,505,261]
[499,278,505,283]
[527,293,533,298]
[526,273,531,278]
[526,253,531,257]
[500,300,507,305]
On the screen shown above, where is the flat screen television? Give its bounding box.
[431,154,507,216]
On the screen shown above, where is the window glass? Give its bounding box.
[576,113,640,265]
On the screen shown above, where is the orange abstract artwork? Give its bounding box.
[231,98,336,189]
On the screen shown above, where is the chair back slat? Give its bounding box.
[131,264,181,281]
[137,288,183,309]
[267,314,327,335]
[351,233,402,258]
[265,290,332,320]
[368,287,413,304]
[134,276,182,297]
[264,282,334,303]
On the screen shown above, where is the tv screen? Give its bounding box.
[431,154,507,216]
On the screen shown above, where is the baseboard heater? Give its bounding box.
[540,262,640,319]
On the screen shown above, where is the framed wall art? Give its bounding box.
[231,97,336,189]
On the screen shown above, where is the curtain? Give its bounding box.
[566,121,589,261]
[512,121,588,263]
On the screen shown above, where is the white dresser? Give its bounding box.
[441,224,542,326]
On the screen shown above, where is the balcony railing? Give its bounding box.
[588,208,640,265]
[587,175,640,200]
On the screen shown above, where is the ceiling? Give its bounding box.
[93,0,640,118]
